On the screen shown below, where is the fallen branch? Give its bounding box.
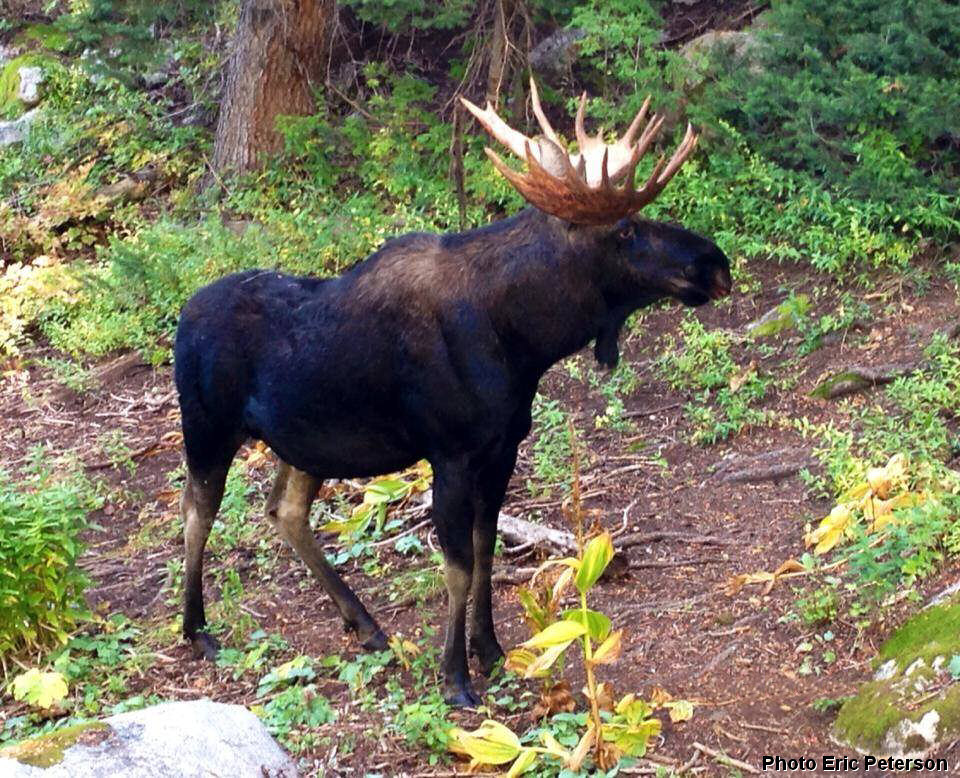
[692,741,759,775]
[498,513,733,554]
[810,362,916,400]
[497,512,578,553]
[618,531,734,548]
[709,448,815,484]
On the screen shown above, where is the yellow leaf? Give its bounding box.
[10,669,68,709]
[590,630,622,665]
[523,643,570,678]
[567,725,596,772]
[806,503,853,552]
[575,532,614,594]
[522,618,587,649]
[539,730,571,759]
[665,699,694,722]
[449,720,522,765]
[505,748,538,777]
[504,648,537,675]
[649,687,672,707]
[866,466,891,498]
[814,526,844,555]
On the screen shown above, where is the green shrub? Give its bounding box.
[0,458,103,661]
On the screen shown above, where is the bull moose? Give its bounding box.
[174,82,732,705]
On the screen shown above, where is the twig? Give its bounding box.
[619,531,734,548]
[740,720,788,735]
[239,602,266,619]
[632,557,725,570]
[324,80,377,122]
[368,518,431,548]
[692,741,759,774]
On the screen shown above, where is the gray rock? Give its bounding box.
[0,699,297,777]
[17,66,43,106]
[883,710,940,758]
[680,29,763,65]
[679,29,767,87]
[0,109,38,146]
[529,29,585,78]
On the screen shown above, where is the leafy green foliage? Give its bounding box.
[528,395,572,495]
[0,457,102,658]
[9,669,69,710]
[700,1,960,214]
[656,314,770,444]
[341,0,474,32]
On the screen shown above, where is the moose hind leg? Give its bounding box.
[267,462,387,650]
[469,449,517,676]
[182,467,229,660]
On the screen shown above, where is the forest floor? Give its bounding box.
[3,255,960,776]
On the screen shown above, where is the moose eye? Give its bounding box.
[619,226,633,241]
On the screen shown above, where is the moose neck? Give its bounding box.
[474,209,639,378]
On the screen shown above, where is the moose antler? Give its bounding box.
[460,79,698,225]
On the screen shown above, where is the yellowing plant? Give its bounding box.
[805,454,925,554]
[449,532,685,773]
[320,460,431,538]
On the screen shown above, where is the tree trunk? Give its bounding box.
[212,0,335,175]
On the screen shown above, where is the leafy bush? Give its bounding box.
[569,0,959,276]
[0,458,102,661]
[700,0,960,211]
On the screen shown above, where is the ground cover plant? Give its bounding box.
[2,0,960,774]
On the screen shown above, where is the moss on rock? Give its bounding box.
[878,603,960,667]
[0,722,110,767]
[0,54,52,120]
[834,598,960,757]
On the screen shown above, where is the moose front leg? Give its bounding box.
[266,462,387,649]
[468,448,518,676]
[431,460,479,706]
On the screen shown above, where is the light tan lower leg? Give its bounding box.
[266,462,385,645]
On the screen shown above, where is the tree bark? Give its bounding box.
[212,0,335,175]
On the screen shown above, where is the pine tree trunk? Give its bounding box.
[212,0,335,175]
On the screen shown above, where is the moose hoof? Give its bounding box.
[345,619,389,651]
[360,628,389,651]
[190,632,220,661]
[444,681,482,708]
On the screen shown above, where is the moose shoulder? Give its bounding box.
[174,81,732,706]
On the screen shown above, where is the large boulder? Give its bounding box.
[833,598,960,759]
[17,66,43,106]
[680,29,764,71]
[0,108,38,146]
[0,699,298,777]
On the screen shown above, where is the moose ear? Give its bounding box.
[594,321,621,368]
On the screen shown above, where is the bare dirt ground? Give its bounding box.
[3,257,960,776]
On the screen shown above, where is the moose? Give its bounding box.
[174,82,732,706]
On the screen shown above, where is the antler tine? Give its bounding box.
[464,87,700,224]
[616,112,665,192]
[655,123,698,185]
[528,78,563,148]
[619,95,651,148]
[574,92,589,149]
[634,153,670,203]
[459,96,532,161]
